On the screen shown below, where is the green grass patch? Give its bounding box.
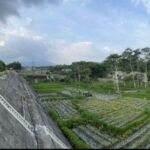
[32,83,65,93]
[0,70,9,76]
[144,106,150,114]
[122,89,150,100]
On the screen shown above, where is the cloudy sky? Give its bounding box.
[0,0,150,66]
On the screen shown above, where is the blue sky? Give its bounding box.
[0,0,150,66]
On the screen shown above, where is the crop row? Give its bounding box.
[72,123,150,149]
[114,122,150,149]
[78,99,144,128]
[42,99,78,120]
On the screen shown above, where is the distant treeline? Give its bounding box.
[0,60,22,71]
[49,47,150,82]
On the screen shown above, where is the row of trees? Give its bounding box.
[0,60,22,72]
[104,48,150,75]
[49,47,150,84]
[68,62,106,82]
[49,62,106,82]
[104,48,150,89]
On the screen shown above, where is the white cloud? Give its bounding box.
[103,46,118,54]
[133,22,150,47]
[0,15,118,66]
[0,24,50,65]
[103,46,112,53]
[0,22,103,65]
[24,17,33,28]
[47,41,99,64]
[0,40,5,47]
[132,0,150,14]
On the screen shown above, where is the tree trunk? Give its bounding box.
[114,64,120,93]
[129,57,136,88]
[145,62,148,88]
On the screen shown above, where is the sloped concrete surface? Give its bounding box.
[0,71,71,149]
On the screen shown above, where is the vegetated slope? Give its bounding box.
[0,71,71,149]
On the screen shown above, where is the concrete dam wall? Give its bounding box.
[0,71,71,149]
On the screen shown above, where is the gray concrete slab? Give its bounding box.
[0,71,71,149]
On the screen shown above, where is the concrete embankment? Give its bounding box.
[0,71,71,149]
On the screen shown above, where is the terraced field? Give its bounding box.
[78,99,149,128]
[73,124,117,148]
[38,93,79,120]
[114,122,150,149]
[121,98,149,109]
[32,83,150,149]
[73,122,150,149]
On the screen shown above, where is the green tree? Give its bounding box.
[90,63,106,79]
[0,60,6,72]
[7,62,22,70]
[121,48,133,72]
[103,53,121,74]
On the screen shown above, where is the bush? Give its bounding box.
[0,60,6,72]
[61,127,91,149]
[124,75,133,82]
[48,109,59,122]
[7,61,22,70]
[63,118,86,128]
[144,106,150,114]
[48,108,90,149]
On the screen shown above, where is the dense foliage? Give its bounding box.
[0,60,22,71]
[7,62,22,70]
[49,47,150,82]
[0,60,6,72]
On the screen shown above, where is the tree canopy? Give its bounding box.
[49,47,150,82]
[0,60,6,72]
[7,62,22,70]
[0,61,22,72]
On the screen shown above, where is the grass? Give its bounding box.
[32,81,150,95]
[61,127,91,149]
[0,70,9,76]
[122,89,150,100]
[144,106,150,114]
[32,83,65,93]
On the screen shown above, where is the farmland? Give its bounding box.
[32,82,150,149]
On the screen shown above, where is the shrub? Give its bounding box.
[144,106,150,114]
[0,60,6,72]
[48,109,59,122]
[124,75,133,82]
[61,127,91,149]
